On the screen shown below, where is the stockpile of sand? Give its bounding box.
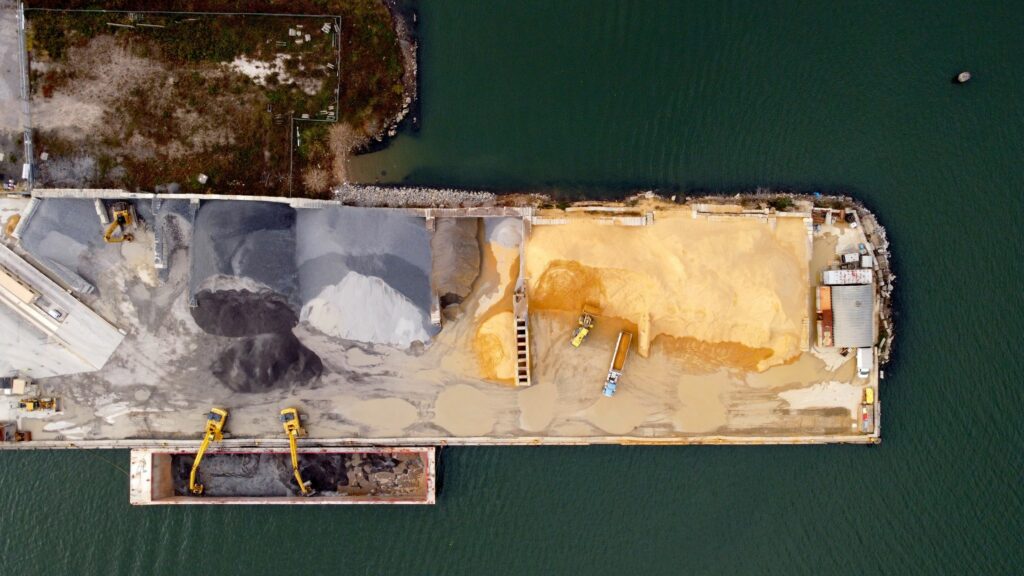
[474,311,515,381]
[295,207,436,349]
[526,214,808,370]
[472,218,523,382]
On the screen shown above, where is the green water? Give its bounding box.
[3,1,1023,573]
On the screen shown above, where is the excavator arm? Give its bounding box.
[189,408,228,495]
[280,408,313,496]
[102,202,135,243]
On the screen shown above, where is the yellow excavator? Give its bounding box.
[103,201,136,243]
[280,407,314,496]
[189,407,228,495]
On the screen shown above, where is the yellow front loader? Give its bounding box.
[189,408,228,495]
[280,408,314,496]
[570,305,600,348]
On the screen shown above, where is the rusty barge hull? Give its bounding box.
[130,447,436,506]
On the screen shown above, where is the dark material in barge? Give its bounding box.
[130,447,435,505]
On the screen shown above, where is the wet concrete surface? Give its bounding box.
[173,452,427,498]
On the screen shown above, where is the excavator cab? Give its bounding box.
[280,408,314,496]
[103,201,136,243]
[189,408,228,495]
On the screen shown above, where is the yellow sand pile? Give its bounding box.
[526,214,808,371]
[474,311,516,382]
[472,230,522,383]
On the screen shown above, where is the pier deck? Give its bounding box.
[0,191,888,449]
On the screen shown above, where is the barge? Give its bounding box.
[129,447,436,505]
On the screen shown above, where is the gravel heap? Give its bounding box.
[333,184,495,208]
[295,206,437,348]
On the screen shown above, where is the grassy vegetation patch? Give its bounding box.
[25,0,409,196]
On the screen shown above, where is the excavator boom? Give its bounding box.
[189,408,228,495]
[280,408,313,496]
[103,202,136,243]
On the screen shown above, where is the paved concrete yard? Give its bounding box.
[5,197,879,445]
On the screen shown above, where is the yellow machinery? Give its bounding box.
[189,407,228,495]
[570,306,599,348]
[280,408,314,496]
[103,201,136,243]
[18,397,58,412]
[863,387,875,405]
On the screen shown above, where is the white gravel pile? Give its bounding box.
[301,272,430,348]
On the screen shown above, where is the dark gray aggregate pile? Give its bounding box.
[188,201,321,390]
[430,217,481,306]
[210,332,322,393]
[189,200,298,305]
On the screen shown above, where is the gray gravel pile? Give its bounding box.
[431,218,480,306]
[295,206,438,346]
[18,198,124,294]
[188,200,322,391]
[189,200,298,304]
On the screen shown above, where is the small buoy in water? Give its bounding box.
[954,71,971,84]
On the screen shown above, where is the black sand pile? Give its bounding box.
[211,333,322,393]
[192,289,298,337]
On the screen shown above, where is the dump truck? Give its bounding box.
[602,331,633,397]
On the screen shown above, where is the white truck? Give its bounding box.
[856,347,873,379]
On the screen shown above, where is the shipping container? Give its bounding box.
[822,269,873,286]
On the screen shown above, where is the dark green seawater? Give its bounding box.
[3,1,1023,573]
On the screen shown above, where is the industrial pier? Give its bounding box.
[0,188,895,504]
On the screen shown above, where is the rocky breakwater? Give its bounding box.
[189,201,322,392]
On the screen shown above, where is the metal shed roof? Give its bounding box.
[831,284,874,348]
